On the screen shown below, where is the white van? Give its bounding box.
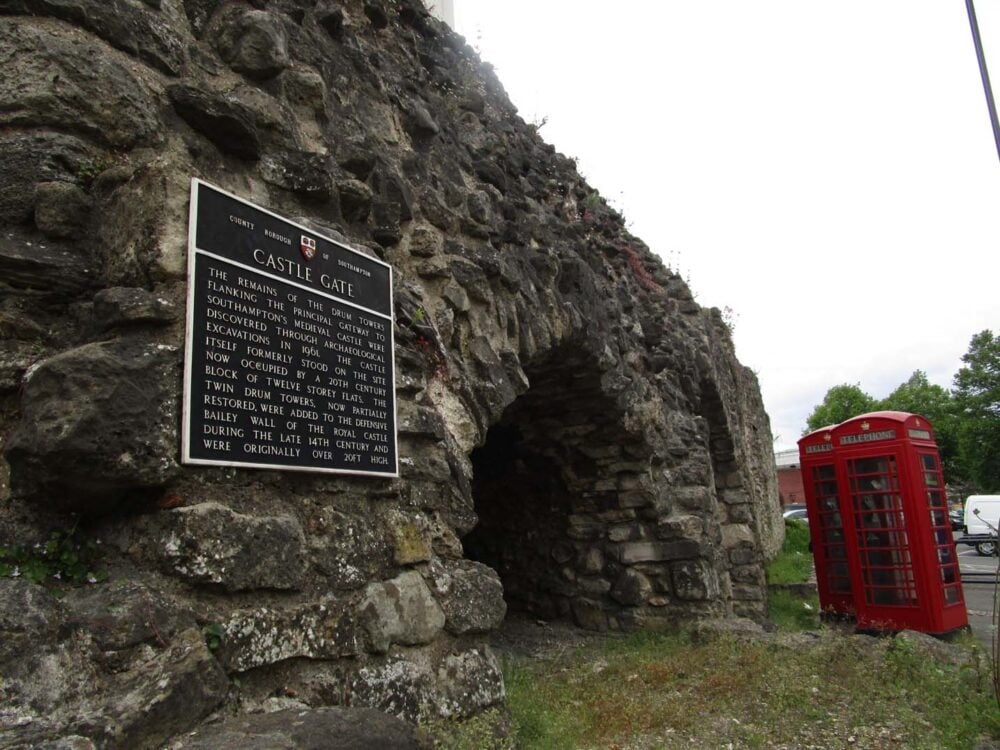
[964,495,1000,555]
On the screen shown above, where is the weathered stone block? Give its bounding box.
[729,565,765,585]
[674,486,713,510]
[0,132,95,225]
[728,547,758,566]
[570,598,609,631]
[259,150,332,200]
[656,513,704,541]
[360,571,446,653]
[577,576,612,596]
[212,7,290,80]
[0,578,66,645]
[577,546,604,575]
[221,599,362,672]
[1,0,187,76]
[607,522,645,543]
[610,569,652,606]
[5,339,180,512]
[310,509,392,589]
[315,1,346,38]
[0,20,161,149]
[167,84,265,161]
[112,628,229,749]
[97,161,194,284]
[349,657,435,722]
[721,523,755,549]
[720,488,750,505]
[726,503,754,524]
[385,509,432,565]
[407,224,443,257]
[426,559,505,635]
[62,581,191,653]
[135,502,307,592]
[34,182,92,239]
[93,287,178,330]
[435,647,506,719]
[670,560,720,601]
[731,585,765,601]
[566,514,603,541]
[618,490,655,508]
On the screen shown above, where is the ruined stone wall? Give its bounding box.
[0,1,782,746]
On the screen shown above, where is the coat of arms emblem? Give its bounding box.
[300,235,317,261]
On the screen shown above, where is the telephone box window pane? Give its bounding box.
[921,454,938,471]
[924,472,940,487]
[810,463,851,598]
[848,454,918,608]
[944,586,961,605]
[824,546,847,561]
[854,458,889,475]
[929,510,947,527]
[942,567,958,584]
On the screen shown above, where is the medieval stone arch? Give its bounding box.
[459,329,748,631]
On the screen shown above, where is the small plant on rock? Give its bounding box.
[619,243,664,294]
[202,623,226,652]
[0,527,108,587]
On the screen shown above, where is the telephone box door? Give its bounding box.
[798,427,853,616]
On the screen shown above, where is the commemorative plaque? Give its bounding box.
[182,179,397,477]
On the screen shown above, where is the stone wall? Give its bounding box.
[0,1,782,746]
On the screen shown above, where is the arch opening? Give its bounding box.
[463,345,660,630]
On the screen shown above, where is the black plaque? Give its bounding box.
[182,179,397,477]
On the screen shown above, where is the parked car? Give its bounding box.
[783,506,809,524]
[948,507,965,533]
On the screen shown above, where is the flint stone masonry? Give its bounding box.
[0,0,781,745]
[360,570,446,653]
[131,501,308,591]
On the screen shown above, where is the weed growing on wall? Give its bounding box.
[0,528,107,587]
[618,244,663,294]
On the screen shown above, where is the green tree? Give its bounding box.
[879,370,961,482]
[804,383,876,433]
[953,330,1000,491]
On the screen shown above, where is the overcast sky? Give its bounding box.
[454,1,1000,450]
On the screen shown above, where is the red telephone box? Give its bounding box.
[798,425,854,616]
[798,412,967,635]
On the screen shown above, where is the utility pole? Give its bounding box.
[965,0,1000,164]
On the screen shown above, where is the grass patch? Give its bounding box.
[768,587,820,630]
[765,518,821,630]
[503,629,1000,749]
[765,519,813,584]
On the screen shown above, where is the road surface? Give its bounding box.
[959,545,997,651]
